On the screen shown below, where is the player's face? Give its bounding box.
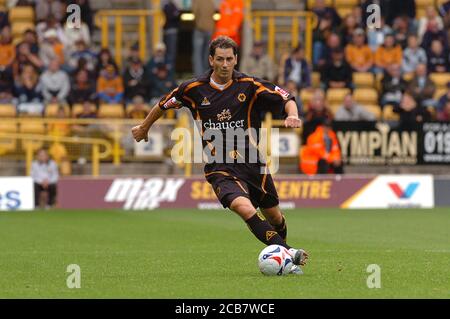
[209,48,237,82]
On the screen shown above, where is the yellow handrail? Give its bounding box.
[0,132,112,177]
[96,7,162,68]
[250,11,317,62]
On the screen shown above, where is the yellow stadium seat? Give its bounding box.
[312,72,321,88]
[307,0,333,9]
[9,6,35,23]
[19,121,46,134]
[403,72,415,82]
[415,0,435,8]
[353,88,378,105]
[11,22,35,38]
[382,105,399,121]
[353,72,375,88]
[335,0,359,6]
[0,122,17,154]
[71,104,84,117]
[0,104,16,117]
[329,104,341,116]
[326,88,351,105]
[430,73,450,88]
[300,89,315,106]
[363,104,382,120]
[434,88,447,100]
[337,7,353,18]
[45,104,70,117]
[98,104,125,118]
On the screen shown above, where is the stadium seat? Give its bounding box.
[337,7,353,18]
[403,72,414,82]
[307,0,333,9]
[326,88,351,105]
[45,104,70,117]
[329,104,341,116]
[353,88,378,105]
[0,122,18,154]
[415,0,435,8]
[11,22,35,39]
[335,0,359,6]
[434,88,447,100]
[0,104,17,117]
[353,72,375,88]
[9,6,35,23]
[430,73,450,88]
[382,105,399,121]
[312,72,321,88]
[300,89,315,106]
[98,104,125,118]
[19,121,46,134]
[363,104,382,120]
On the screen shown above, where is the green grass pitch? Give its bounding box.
[0,208,449,298]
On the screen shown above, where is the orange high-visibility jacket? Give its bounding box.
[212,0,244,46]
[299,125,341,175]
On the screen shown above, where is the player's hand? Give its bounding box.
[284,116,302,128]
[131,124,149,142]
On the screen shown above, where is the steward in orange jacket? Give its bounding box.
[212,0,244,47]
[299,123,343,175]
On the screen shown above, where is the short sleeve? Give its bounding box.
[253,78,296,117]
[158,87,185,110]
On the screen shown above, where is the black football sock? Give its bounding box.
[245,213,291,249]
[272,215,287,242]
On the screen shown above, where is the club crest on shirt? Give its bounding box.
[201,97,211,105]
[275,86,290,100]
[217,109,232,122]
[238,93,246,102]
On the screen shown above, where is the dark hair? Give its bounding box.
[209,36,238,57]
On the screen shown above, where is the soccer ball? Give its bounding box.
[258,245,294,276]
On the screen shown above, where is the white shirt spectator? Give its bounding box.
[31,160,59,184]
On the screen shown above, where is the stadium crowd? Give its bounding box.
[0,0,450,175]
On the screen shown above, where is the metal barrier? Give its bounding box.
[251,11,317,62]
[0,132,112,177]
[95,0,162,68]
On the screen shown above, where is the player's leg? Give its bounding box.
[260,206,287,242]
[228,196,291,249]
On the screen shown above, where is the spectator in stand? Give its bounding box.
[35,0,65,23]
[67,68,96,106]
[15,64,44,115]
[387,0,415,25]
[427,40,449,73]
[97,64,124,104]
[439,0,450,37]
[396,92,431,129]
[406,63,437,108]
[124,43,140,69]
[366,16,392,52]
[149,63,176,105]
[437,82,450,112]
[40,59,70,104]
[126,95,150,119]
[192,0,215,77]
[402,34,427,74]
[0,9,9,31]
[0,26,15,72]
[39,28,65,67]
[303,88,334,140]
[374,33,402,74]
[380,63,408,110]
[312,15,335,67]
[321,48,353,90]
[352,6,364,28]
[437,100,450,121]
[13,42,44,79]
[339,14,358,47]
[36,15,66,45]
[162,0,181,69]
[282,44,311,90]
[123,56,150,103]
[316,33,342,71]
[311,0,341,29]
[241,41,275,82]
[146,43,172,80]
[335,93,376,121]
[67,39,96,73]
[392,16,413,49]
[63,19,91,56]
[418,6,444,43]
[0,66,14,104]
[421,19,448,52]
[31,148,59,209]
[212,0,244,49]
[95,48,119,78]
[299,119,343,175]
[345,28,373,72]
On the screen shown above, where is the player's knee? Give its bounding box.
[229,198,256,220]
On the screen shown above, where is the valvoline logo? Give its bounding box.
[388,183,419,199]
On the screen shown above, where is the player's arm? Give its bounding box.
[284,99,302,128]
[131,104,165,142]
